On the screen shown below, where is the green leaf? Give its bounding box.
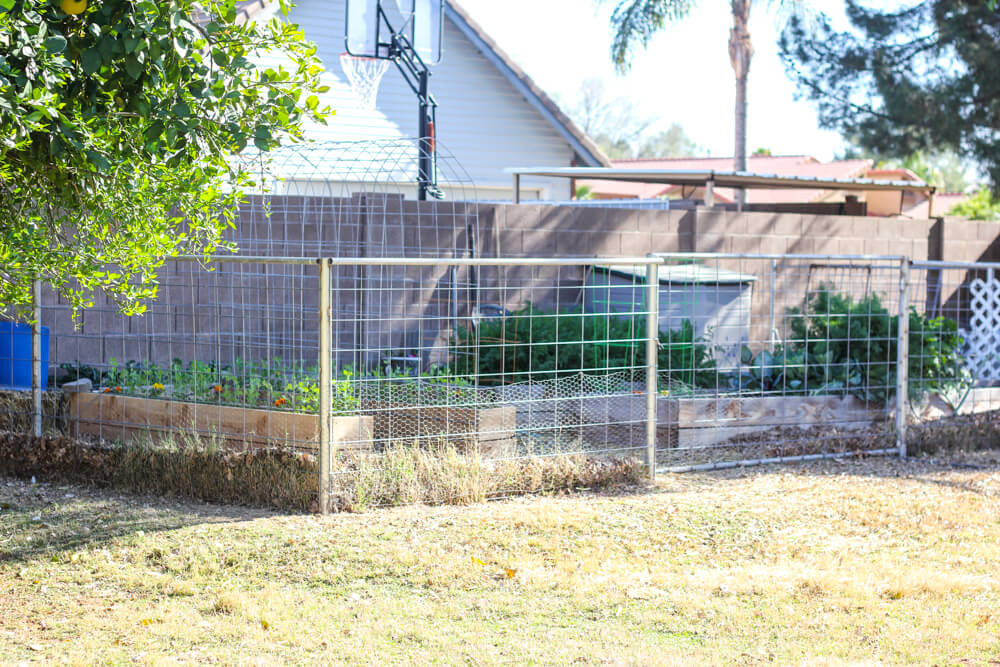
[0,0,334,319]
[144,119,164,141]
[85,150,110,172]
[125,55,143,80]
[0,0,14,11]
[43,35,68,54]
[81,48,102,75]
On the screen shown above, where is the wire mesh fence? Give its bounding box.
[16,258,326,450]
[3,256,662,510]
[322,257,659,461]
[233,139,481,259]
[648,253,908,471]
[6,252,1000,510]
[907,260,1000,418]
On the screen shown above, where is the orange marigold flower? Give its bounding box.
[114,386,122,393]
[213,384,223,393]
[274,397,287,407]
[102,387,112,393]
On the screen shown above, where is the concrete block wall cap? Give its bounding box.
[60,378,93,393]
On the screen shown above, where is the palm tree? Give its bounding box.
[606,0,792,208]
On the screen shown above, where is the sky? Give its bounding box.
[457,0,849,161]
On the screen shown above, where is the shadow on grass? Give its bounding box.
[0,477,279,563]
[652,448,1000,498]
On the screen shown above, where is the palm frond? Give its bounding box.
[608,0,698,73]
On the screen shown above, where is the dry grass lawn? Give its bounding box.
[2,452,1000,665]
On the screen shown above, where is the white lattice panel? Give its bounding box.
[961,269,1000,380]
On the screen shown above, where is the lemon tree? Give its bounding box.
[0,0,330,316]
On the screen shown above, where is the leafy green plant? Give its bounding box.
[58,361,102,385]
[74,356,481,415]
[947,189,1000,222]
[451,303,718,388]
[732,287,970,404]
[659,320,719,389]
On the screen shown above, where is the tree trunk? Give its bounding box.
[729,0,754,209]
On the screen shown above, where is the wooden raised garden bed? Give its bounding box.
[666,394,886,449]
[578,390,1000,450]
[68,392,373,452]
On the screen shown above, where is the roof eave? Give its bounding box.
[444,1,610,168]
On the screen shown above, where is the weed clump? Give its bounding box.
[331,443,642,512]
[0,432,642,513]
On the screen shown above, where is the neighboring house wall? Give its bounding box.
[263,0,583,200]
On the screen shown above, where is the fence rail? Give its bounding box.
[4,253,1000,512]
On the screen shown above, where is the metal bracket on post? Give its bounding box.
[318,259,332,514]
[645,257,660,482]
[896,257,910,458]
[31,279,42,438]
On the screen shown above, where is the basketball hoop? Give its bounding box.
[340,53,391,110]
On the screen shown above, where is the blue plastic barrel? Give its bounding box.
[0,321,49,390]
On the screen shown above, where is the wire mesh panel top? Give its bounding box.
[233,139,480,258]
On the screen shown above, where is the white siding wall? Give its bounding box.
[274,0,574,199]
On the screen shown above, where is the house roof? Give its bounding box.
[582,155,875,203]
[443,2,609,168]
[213,0,609,169]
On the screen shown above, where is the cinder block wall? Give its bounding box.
[37,196,1000,374]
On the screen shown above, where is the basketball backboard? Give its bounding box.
[345,0,443,64]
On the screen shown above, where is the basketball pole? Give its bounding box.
[418,70,432,201]
[369,1,441,200]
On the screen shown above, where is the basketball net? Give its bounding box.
[340,53,391,110]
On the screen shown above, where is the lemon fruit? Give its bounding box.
[61,0,88,15]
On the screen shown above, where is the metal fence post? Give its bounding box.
[318,259,332,514]
[769,258,776,351]
[645,257,660,482]
[896,257,910,458]
[31,279,42,438]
